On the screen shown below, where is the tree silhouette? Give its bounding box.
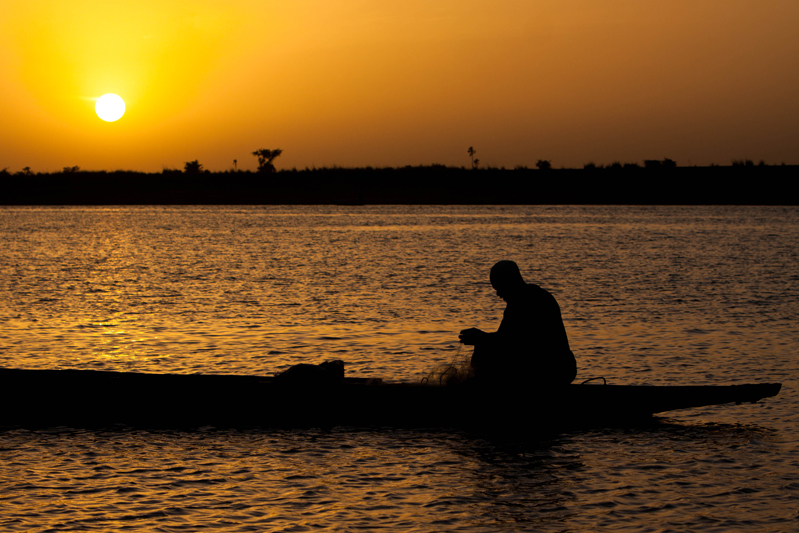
[184,160,203,174]
[535,159,552,170]
[62,166,80,173]
[252,148,283,173]
[467,146,479,169]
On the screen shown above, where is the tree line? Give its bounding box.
[1,150,793,177]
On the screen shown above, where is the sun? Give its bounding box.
[95,94,126,122]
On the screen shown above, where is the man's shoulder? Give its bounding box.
[524,283,559,306]
[525,282,550,296]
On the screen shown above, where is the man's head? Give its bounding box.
[489,260,526,301]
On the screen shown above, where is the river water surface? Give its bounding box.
[1,205,797,531]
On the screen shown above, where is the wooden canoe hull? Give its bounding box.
[0,368,782,430]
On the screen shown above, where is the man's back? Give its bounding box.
[499,284,570,354]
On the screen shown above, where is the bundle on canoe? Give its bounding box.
[0,367,781,430]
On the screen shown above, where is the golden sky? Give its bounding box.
[2,0,798,172]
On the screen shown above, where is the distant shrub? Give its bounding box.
[184,160,203,174]
[535,159,552,170]
[62,166,80,173]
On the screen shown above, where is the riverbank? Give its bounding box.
[2,164,796,205]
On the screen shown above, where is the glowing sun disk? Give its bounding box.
[95,94,126,122]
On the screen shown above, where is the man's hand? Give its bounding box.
[458,328,487,345]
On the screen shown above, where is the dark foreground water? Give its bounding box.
[1,205,797,531]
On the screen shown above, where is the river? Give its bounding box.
[1,205,796,531]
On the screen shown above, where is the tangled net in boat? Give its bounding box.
[422,343,473,386]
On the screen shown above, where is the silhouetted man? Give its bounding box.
[459,260,577,386]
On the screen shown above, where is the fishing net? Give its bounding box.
[422,343,473,386]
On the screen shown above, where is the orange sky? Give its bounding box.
[1,0,798,172]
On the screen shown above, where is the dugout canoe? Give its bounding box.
[0,367,782,430]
